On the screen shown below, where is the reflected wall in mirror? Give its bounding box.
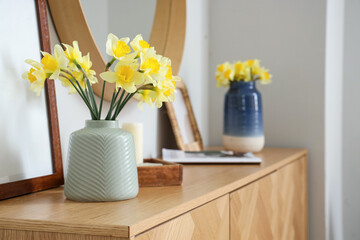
[81,0,157,62]
[0,0,63,200]
[48,0,186,101]
[165,81,203,151]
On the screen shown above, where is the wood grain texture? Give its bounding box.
[165,80,203,151]
[278,157,307,240]
[48,0,186,101]
[135,195,229,240]
[230,171,278,239]
[0,229,130,240]
[230,157,307,240]
[0,0,64,201]
[138,159,183,187]
[0,148,306,238]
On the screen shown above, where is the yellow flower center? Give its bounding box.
[117,65,133,83]
[142,58,160,74]
[263,71,270,79]
[114,41,131,58]
[224,69,231,79]
[252,66,260,75]
[217,64,224,72]
[41,55,58,71]
[235,63,242,73]
[163,88,171,97]
[28,68,37,83]
[247,60,255,66]
[165,65,172,79]
[139,40,150,49]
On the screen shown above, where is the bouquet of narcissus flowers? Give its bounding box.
[216,59,272,87]
[22,33,178,120]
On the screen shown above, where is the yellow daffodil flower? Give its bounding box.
[162,79,177,102]
[140,48,165,86]
[216,62,234,87]
[106,33,131,59]
[63,41,83,64]
[152,87,168,108]
[242,59,261,77]
[234,61,244,80]
[22,59,47,96]
[130,34,150,57]
[216,59,272,86]
[40,45,68,80]
[135,89,154,109]
[243,67,253,82]
[100,59,144,93]
[80,53,97,85]
[140,48,168,86]
[22,33,179,120]
[259,68,272,84]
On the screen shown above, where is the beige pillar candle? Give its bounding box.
[122,122,143,165]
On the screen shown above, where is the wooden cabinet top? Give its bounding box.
[0,148,306,238]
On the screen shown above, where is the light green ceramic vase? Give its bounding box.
[64,120,139,202]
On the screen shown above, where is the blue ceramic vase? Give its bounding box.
[223,81,264,153]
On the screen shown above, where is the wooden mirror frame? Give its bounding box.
[166,80,203,151]
[0,0,64,200]
[48,0,186,101]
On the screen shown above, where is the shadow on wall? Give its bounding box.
[157,107,178,155]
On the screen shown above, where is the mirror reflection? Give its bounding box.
[0,0,53,184]
[81,0,157,61]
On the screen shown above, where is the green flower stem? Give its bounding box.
[85,86,90,100]
[59,74,97,119]
[100,57,116,119]
[115,92,136,118]
[105,88,121,120]
[112,91,136,120]
[111,89,127,120]
[61,69,77,81]
[105,91,116,120]
[85,79,100,119]
[137,84,153,90]
[75,62,100,119]
[98,81,106,118]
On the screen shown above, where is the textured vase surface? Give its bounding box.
[223,81,264,153]
[64,120,139,202]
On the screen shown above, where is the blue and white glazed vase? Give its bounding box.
[223,81,264,153]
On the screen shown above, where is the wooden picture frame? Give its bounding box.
[165,80,203,151]
[0,0,64,200]
[47,0,186,101]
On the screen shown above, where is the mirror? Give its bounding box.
[0,0,63,200]
[0,0,52,183]
[81,0,157,62]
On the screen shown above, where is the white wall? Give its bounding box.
[342,0,360,239]
[209,0,327,239]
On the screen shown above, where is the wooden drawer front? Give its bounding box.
[230,157,307,240]
[277,157,307,240]
[135,194,229,240]
[230,170,278,240]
